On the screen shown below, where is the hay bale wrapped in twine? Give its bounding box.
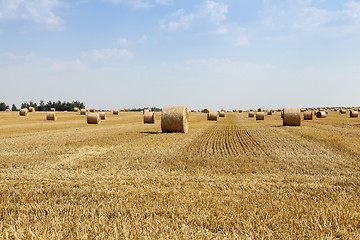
[99,112,106,120]
[113,109,119,115]
[50,108,55,112]
[87,113,100,124]
[303,111,313,120]
[283,108,301,126]
[46,112,56,120]
[144,111,155,124]
[256,112,265,120]
[161,106,188,133]
[248,112,255,118]
[19,109,28,116]
[80,109,87,115]
[29,107,35,112]
[207,111,217,121]
[350,110,358,118]
[316,111,327,118]
[90,108,95,112]
[74,107,79,112]
[219,111,225,118]
[5,109,10,112]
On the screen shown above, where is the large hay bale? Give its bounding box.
[99,112,106,120]
[350,110,358,118]
[303,111,313,120]
[19,109,28,116]
[46,112,56,120]
[316,111,327,118]
[113,109,119,115]
[29,107,35,112]
[50,108,56,112]
[256,112,265,120]
[161,106,188,133]
[80,109,87,115]
[90,108,95,112]
[219,111,225,118]
[144,111,155,124]
[87,113,100,124]
[283,108,301,126]
[248,112,255,118]
[207,111,217,121]
[74,107,79,112]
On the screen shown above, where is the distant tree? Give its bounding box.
[0,102,9,111]
[38,100,45,111]
[11,104,18,111]
[21,103,29,109]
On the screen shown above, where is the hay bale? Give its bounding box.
[340,109,346,114]
[99,112,106,120]
[283,108,301,126]
[50,108,56,112]
[80,109,87,115]
[256,112,265,120]
[191,109,195,112]
[221,109,225,112]
[238,109,242,113]
[87,113,100,124]
[19,108,28,116]
[124,108,129,112]
[113,109,119,115]
[46,112,56,120]
[90,108,95,112]
[267,111,272,115]
[201,109,209,113]
[161,106,188,133]
[248,112,255,118]
[258,108,263,112]
[350,110,358,118]
[29,107,35,112]
[303,111,313,120]
[5,109,10,112]
[144,111,155,124]
[207,111,217,121]
[219,111,225,118]
[316,111,327,118]
[74,107,79,112]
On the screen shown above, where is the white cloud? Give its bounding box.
[103,0,151,8]
[0,0,63,27]
[114,35,147,47]
[1,52,36,61]
[50,59,87,71]
[155,0,172,6]
[203,0,228,24]
[81,48,133,59]
[236,36,249,46]
[344,1,360,21]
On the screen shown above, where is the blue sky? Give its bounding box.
[1,0,360,110]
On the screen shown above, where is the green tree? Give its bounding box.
[11,104,18,111]
[0,102,9,111]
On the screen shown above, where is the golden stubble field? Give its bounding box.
[1,110,360,239]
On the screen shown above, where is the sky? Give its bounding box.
[1,0,360,110]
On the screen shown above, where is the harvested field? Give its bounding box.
[1,111,360,239]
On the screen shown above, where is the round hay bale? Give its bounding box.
[256,112,265,120]
[113,109,119,115]
[219,111,225,118]
[248,112,255,118]
[90,108,95,112]
[191,109,195,112]
[124,108,129,112]
[238,109,242,113]
[46,112,56,120]
[283,108,301,126]
[50,108,56,112]
[201,109,209,113]
[303,111,313,120]
[340,109,346,114]
[350,110,358,118]
[161,106,188,133]
[29,107,35,112]
[99,112,106,120]
[267,111,272,115]
[5,109,10,112]
[258,108,263,112]
[144,111,155,124]
[80,109,87,115]
[19,108,28,116]
[250,109,254,112]
[316,111,327,118]
[74,107,79,112]
[220,109,225,112]
[87,113,100,124]
[207,111,217,121]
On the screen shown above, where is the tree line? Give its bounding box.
[0,100,85,111]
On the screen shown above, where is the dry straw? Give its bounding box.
[219,111,226,118]
[19,109,28,116]
[50,108,56,112]
[144,111,155,124]
[29,107,35,112]
[350,110,358,118]
[303,111,313,120]
[87,113,100,124]
[46,112,56,120]
[161,106,188,133]
[256,112,265,120]
[90,108,95,112]
[207,111,218,121]
[113,109,119,115]
[99,112,106,120]
[283,108,301,126]
[248,112,255,118]
[316,111,327,118]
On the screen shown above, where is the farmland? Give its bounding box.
[1,111,360,239]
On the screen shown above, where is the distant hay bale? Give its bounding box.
[316,111,327,118]
[80,109,87,115]
[258,108,263,112]
[99,112,106,120]
[113,109,119,115]
[87,113,100,124]
[191,109,195,112]
[29,107,35,112]
[161,106,188,133]
[207,111,218,121]
[219,111,225,118]
[120,109,125,112]
[256,112,265,120]
[74,107,79,112]
[248,112,255,118]
[283,108,301,126]
[303,111,313,120]
[250,109,254,112]
[340,109,346,114]
[90,108,95,112]
[19,108,28,116]
[144,111,155,124]
[201,109,209,113]
[108,109,112,112]
[238,109,242,113]
[350,110,358,118]
[267,111,272,115]
[5,109,10,112]
[221,109,225,112]
[124,108,129,112]
[50,108,55,112]
[46,112,56,120]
